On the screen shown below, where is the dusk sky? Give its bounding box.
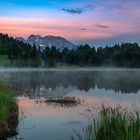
[0,0,140,46]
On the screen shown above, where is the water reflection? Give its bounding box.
[0,70,140,96]
[11,97,88,140]
[2,69,140,140]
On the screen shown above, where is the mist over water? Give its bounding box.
[2,68,140,140]
[0,68,140,94]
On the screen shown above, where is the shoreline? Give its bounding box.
[0,102,18,139]
[0,67,140,72]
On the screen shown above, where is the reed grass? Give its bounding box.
[0,81,15,120]
[74,105,140,140]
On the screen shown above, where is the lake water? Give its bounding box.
[1,68,140,140]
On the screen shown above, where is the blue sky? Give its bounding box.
[0,0,140,46]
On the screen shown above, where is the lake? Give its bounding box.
[0,68,140,140]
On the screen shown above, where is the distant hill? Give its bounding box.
[16,35,75,50]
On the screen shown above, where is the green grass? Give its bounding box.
[55,62,78,68]
[0,81,15,120]
[74,105,140,140]
[0,55,10,66]
[0,55,8,61]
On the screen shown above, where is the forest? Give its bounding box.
[0,33,140,67]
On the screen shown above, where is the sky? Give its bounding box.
[0,0,140,46]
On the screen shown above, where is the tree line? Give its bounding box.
[0,33,140,67]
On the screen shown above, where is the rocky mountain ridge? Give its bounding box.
[16,35,75,50]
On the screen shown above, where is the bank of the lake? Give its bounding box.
[0,82,18,139]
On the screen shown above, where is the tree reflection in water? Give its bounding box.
[0,70,140,99]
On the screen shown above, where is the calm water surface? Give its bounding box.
[0,68,140,140]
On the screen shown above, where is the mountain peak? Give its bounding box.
[27,35,75,50]
[15,37,26,43]
[16,35,75,50]
[28,34,41,38]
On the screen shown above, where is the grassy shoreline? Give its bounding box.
[0,81,18,139]
[0,82,15,120]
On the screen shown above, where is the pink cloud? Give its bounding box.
[0,17,139,42]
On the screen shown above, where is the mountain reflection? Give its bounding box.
[0,70,140,96]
